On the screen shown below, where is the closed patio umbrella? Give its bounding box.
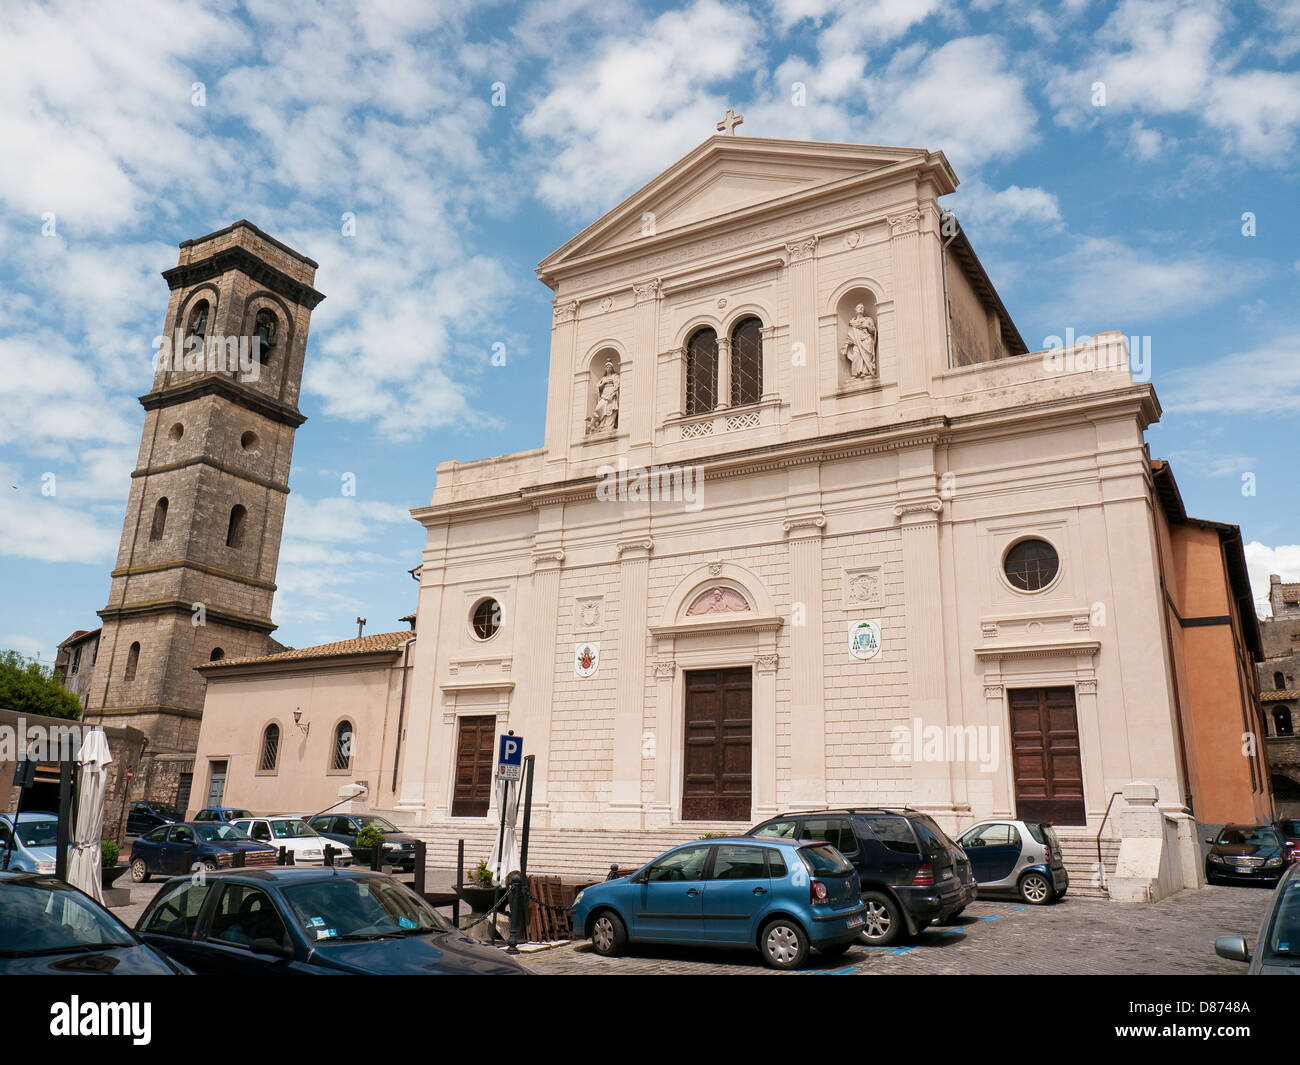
[67,728,113,902]
[488,775,520,889]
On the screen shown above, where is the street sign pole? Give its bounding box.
[506,753,535,955]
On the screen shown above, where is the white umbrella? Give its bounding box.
[488,775,520,889]
[67,728,113,902]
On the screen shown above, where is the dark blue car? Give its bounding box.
[570,836,866,969]
[125,801,179,837]
[130,821,277,882]
[0,871,185,975]
[135,868,525,974]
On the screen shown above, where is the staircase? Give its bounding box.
[1055,831,1120,898]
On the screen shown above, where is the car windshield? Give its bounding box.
[0,880,136,957]
[148,805,179,819]
[195,823,248,842]
[271,819,317,839]
[16,819,59,848]
[798,844,854,876]
[360,817,398,834]
[1264,879,1300,960]
[282,877,450,941]
[1216,827,1279,847]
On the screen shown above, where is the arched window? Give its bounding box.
[124,641,140,682]
[149,497,168,541]
[209,648,225,662]
[254,309,277,365]
[332,720,353,772]
[1275,671,1287,691]
[226,504,246,548]
[685,327,718,416]
[729,317,763,407]
[259,723,280,772]
[1276,706,1295,737]
[186,299,209,342]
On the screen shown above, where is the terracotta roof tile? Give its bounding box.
[200,631,413,670]
[1262,690,1300,702]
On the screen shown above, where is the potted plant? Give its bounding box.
[100,840,126,889]
[355,824,386,867]
[460,859,499,912]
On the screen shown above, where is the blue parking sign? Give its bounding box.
[497,734,523,780]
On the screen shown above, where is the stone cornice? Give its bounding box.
[649,615,784,639]
[974,640,1101,661]
[110,559,278,592]
[140,375,307,428]
[162,245,325,309]
[130,455,290,495]
[97,599,276,634]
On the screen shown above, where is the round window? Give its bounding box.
[168,422,184,442]
[240,430,259,451]
[471,598,502,640]
[1003,539,1060,592]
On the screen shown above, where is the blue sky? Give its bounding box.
[1,0,1298,662]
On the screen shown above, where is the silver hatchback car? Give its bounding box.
[956,819,1069,904]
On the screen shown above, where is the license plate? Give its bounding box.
[847,914,864,928]
[1235,865,1251,874]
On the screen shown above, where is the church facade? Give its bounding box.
[394,133,1226,847]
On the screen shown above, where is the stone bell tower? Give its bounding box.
[86,221,324,796]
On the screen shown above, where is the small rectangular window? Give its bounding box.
[142,881,210,939]
[764,848,788,878]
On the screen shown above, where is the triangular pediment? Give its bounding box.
[538,136,953,282]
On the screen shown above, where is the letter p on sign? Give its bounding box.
[497,734,523,780]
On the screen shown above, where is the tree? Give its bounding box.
[0,650,83,720]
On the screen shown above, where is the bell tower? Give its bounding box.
[86,221,324,783]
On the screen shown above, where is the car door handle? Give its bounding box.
[752,887,767,895]
[685,888,699,897]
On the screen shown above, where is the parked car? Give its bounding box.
[193,806,253,823]
[747,807,976,945]
[305,813,418,871]
[1205,824,1289,887]
[125,801,180,837]
[0,870,186,974]
[129,822,277,882]
[1273,818,1300,865]
[570,837,866,970]
[134,867,525,974]
[956,819,1068,904]
[0,811,60,874]
[1214,862,1300,974]
[230,816,353,866]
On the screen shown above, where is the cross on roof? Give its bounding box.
[716,108,744,135]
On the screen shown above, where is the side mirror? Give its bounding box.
[630,870,648,884]
[250,938,294,960]
[1213,936,1250,963]
[1204,838,1215,845]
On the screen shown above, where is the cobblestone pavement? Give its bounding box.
[519,884,1275,976]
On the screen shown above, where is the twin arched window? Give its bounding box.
[254,308,277,365]
[1275,706,1295,738]
[685,317,763,416]
[186,300,209,342]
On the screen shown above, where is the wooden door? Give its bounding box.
[1008,687,1086,825]
[682,668,752,821]
[451,716,496,817]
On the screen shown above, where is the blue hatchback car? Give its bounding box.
[570,836,866,969]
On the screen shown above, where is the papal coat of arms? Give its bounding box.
[574,642,600,678]
[848,620,882,661]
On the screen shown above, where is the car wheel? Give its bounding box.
[130,858,150,883]
[858,891,903,946]
[1019,871,1054,904]
[589,910,627,957]
[817,941,852,957]
[760,918,810,970]
[202,858,218,873]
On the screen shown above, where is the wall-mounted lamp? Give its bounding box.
[293,708,310,736]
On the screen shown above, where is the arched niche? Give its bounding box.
[834,285,880,389]
[584,346,624,436]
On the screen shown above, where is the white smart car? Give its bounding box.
[229,815,353,866]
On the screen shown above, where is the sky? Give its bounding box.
[1,0,1298,663]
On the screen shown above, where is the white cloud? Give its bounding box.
[946,181,1061,237]
[1245,542,1300,615]
[1,634,45,658]
[0,493,120,564]
[1161,335,1300,415]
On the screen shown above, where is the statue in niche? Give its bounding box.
[841,303,878,379]
[586,359,620,435]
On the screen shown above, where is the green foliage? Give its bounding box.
[0,650,82,720]
[698,832,727,839]
[355,823,386,851]
[468,859,494,886]
[101,840,120,867]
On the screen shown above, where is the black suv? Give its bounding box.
[747,808,976,945]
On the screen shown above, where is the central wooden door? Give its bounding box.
[451,716,496,817]
[682,667,752,821]
[1008,687,1086,825]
